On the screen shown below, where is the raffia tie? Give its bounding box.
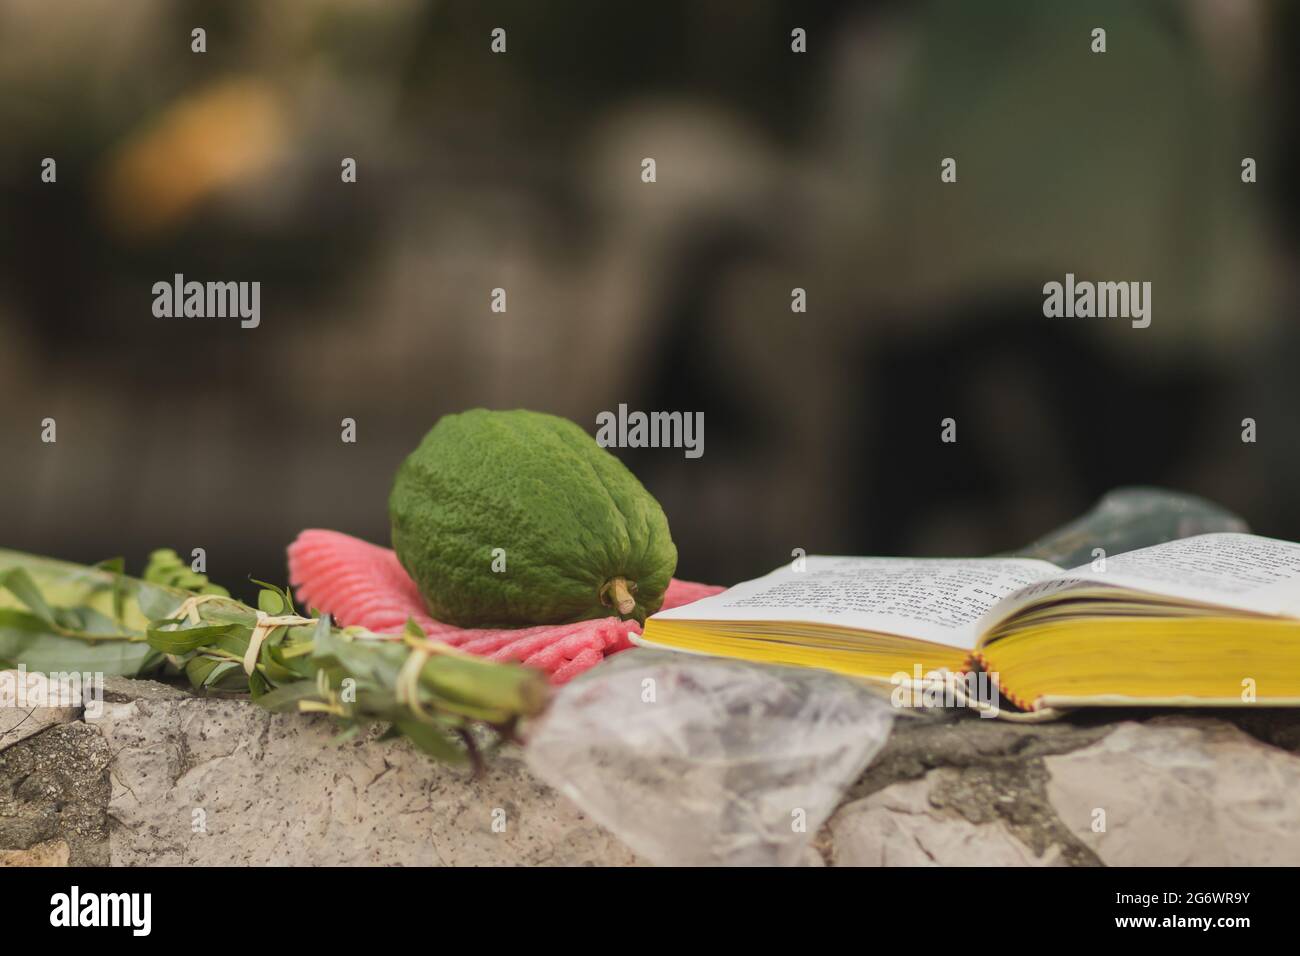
[395,645,432,718]
[169,593,224,626]
[243,611,317,675]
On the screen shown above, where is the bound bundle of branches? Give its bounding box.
[0,549,549,769]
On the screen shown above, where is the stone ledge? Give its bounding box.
[0,721,111,866]
[3,675,1300,866]
[826,708,1300,866]
[99,694,639,866]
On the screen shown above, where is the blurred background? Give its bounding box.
[2,0,1299,598]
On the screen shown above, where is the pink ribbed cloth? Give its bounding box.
[287,529,724,684]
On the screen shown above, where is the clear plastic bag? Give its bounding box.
[526,649,895,866]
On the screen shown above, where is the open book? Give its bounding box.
[637,533,1300,716]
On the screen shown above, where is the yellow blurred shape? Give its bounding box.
[102,78,284,237]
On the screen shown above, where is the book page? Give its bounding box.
[650,556,1061,649]
[979,532,1300,633]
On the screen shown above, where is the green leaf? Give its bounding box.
[420,654,547,717]
[255,681,327,712]
[0,625,154,675]
[92,557,127,624]
[146,622,242,655]
[185,657,244,690]
[250,579,295,615]
[143,549,231,600]
[393,719,467,764]
[257,589,284,615]
[0,567,57,625]
[206,661,244,688]
[37,605,132,640]
[258,641,301,683]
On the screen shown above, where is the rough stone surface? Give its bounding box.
[1,670,81,753]
[1045,718,1300,866]
[4,673,1300,866]
[823,708,1300,867]
[101,675,191,704]
[0,838,70,866]
[0,704,78,754]
[99,696,639,866]
[0,721,111,866]
[830,772,1063,866]
[825,709,1108,866]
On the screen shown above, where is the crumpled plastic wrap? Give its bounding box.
[525,649,895,866]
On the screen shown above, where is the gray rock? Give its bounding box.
[0,721,111,866]
[830,771,1064,866]
[1045,718,1300,866]
[7,668,1300,867]
[825,710,1107,866]
[1,669,81,753]
[98,697,638,866]
[0,838,70,866]
[101,675,190,703]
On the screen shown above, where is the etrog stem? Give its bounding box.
[604,576,636,615]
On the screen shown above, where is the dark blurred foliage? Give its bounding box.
[0,0,1296,600]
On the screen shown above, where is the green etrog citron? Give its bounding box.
[389,409,678,628]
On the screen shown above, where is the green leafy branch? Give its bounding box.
[0,548,549,769]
